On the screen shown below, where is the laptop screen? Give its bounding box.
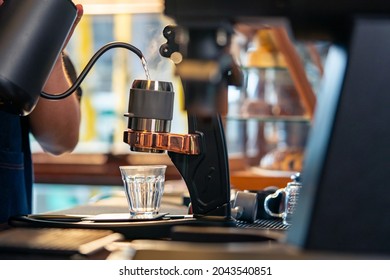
[286,18,390,255]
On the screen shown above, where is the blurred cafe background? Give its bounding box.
[31,0,329,214]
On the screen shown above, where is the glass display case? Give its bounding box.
[226,28,328,191]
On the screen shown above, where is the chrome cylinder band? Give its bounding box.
[131,79,174,92]
[127,117,171,133]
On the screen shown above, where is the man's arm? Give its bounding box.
[29,4,83,155]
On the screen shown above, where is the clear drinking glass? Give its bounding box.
[119,165,167,216]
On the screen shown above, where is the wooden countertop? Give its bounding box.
[33,152,293,191]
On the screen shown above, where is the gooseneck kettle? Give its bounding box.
[0,0,78,115]
[0,0,145,116]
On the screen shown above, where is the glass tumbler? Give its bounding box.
[119,165,167,216]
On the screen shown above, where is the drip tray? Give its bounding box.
[236,218,289,230]
[170,219,287,243]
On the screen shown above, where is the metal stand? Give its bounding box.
[168,114,233,221]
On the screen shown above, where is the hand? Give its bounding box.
[52,3,84,83]
[64,4,84,49]
[30,3,84,155]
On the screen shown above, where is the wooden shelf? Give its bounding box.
[33,153,293,191]
[32,153,181,186]
[228,157,294,191]
[230,169,291,191]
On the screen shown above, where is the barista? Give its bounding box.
[0,1,84,224]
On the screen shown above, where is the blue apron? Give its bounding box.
[0,111,32,223]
